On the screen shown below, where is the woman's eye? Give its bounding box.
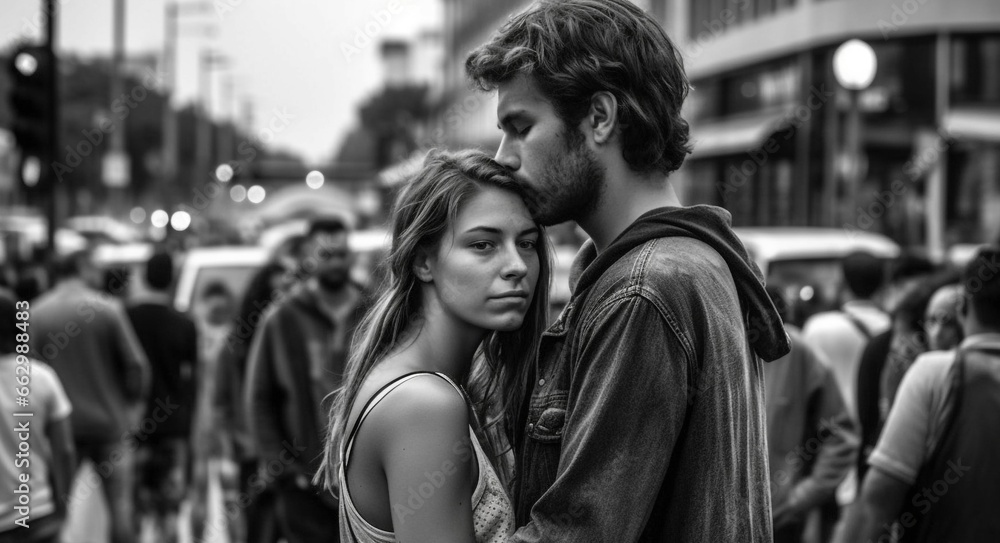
[517,125,531,136]
[470,241,494,251]
[518,239,537,250]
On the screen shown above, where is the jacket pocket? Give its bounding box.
[527,392,567,444]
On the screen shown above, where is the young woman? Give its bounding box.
[315,149,551,542]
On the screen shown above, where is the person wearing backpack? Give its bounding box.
[803,251,891,424]
[834,246,1000,542]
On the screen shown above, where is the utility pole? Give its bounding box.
[162,2,179,191]
[160,2,213,196]
[44,0,58,268]
[104,0,130,213]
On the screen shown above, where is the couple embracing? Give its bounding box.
[314,1,791,541]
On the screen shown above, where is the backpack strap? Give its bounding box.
[842,308,874,341]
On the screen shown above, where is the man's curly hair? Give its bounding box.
[466,0,692,176]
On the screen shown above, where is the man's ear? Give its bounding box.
[413,247,434,283]
[587,91,618,144]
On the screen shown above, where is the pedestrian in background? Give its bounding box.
[125,251,198,543]
[764,286,857,543]
[245,216,366,543]
[803,250,891,423]
[0,290,76,543]
[211,260,292,543]
[836,246,1000,542]
[29,249,149,543]
[922,282,964,352]
[855,254,936,482]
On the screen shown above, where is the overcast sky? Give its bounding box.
[1,0,441,165]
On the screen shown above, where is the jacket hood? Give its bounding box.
[570,205,790,362]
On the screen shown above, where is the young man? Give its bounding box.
[125,252,198,543]
[466,1,790,540]
[245,217,367,543]
[835,246,1000,542]
[763,287,857,543]
[28,250,149,543]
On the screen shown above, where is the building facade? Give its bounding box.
[672,0,1000,255]
[433,0,1000,254]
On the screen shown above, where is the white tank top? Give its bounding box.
[338,372,515,542]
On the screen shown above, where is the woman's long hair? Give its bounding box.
[314,149,552,491]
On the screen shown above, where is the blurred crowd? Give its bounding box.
[2,215,1000,543]
[1,216,369,543]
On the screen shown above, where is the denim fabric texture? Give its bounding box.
[509,205,790,542]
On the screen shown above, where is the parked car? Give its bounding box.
[735,227,901,326]
[173,245,270,315]
[174,228,392,318]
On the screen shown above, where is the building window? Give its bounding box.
[951,33,1000,106]
[688,0,798,38]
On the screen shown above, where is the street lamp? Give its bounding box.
[833,39,877,91]
[833,39,877,224]
[306,170,325,189]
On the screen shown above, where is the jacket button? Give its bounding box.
[527,423,534,432]
[538,378,546,386]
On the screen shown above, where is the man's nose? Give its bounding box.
[494,135,520,171]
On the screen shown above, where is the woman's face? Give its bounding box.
[424,185,541,332]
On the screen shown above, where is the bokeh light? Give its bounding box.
[230,185,247,202]
[248,185,266,204]
[150,209,169,228]
[215,163,234,183]
[306,170,324,189]
[170,211,192,231]
[129,207,146,224]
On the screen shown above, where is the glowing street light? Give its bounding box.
[833,39,878,224]
[215,163,234,183]
[247,185,266,204]
[151,209,170,228]
[306,170,324,189]
[833,39,877,91]
[170,210,192,231]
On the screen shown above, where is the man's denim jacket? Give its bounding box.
[509,206,790,542]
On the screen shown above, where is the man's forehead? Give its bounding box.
[497,75,548,113]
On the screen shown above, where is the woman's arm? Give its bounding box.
[374,376,479,543]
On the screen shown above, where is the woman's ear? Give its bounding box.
[412,247,434,283]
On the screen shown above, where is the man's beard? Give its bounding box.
[525,128,605,227]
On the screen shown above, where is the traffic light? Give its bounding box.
[6,44,54,189]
